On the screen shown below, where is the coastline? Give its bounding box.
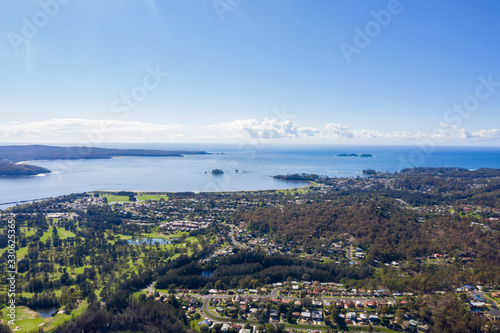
[0,182,315,210]
[94,181,314,195]
[12,151,216,167]
[2,146,500,211]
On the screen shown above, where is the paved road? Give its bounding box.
[146,282,395,303]
[222,223,249,249]
[201,297,225,324]
[144,283,396,332]
[473,291,500,318]
[489,301,500,318]
[200,296,379,332]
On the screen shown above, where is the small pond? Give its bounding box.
[127,238,173,245]
[36,308,57,318]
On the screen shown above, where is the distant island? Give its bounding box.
[211,169,224,175]
[337,153,373,157]
[0,145,209,177]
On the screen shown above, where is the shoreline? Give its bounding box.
[94,181,314,195]
[0,182,315,210]
[13,153,195,165]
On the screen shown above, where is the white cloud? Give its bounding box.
[208,118,320,139]
[324,123,385,139]
[0,119,183,143]
[470,128,500,139]
[324,123,354,138]
[206,119,257,138]
[323,122,500,142]
[0,118,498,144]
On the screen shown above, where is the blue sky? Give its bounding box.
[1,0,499,145]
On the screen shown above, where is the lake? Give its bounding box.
[127,238,173,245]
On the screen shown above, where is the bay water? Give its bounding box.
[1,144,499,209]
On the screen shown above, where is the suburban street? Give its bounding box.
[222,222,249,250]
[144,281,399,332]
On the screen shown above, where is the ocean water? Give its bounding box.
[1,144,499,209]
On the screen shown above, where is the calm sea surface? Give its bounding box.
[1,144,499,209]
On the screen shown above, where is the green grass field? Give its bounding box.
[0,301,90,332]
[24,227,37,237]
[102,194,130,203]
[137,194,169,201]
[98,192,170,202]
[16,246,29,260]
[141,230,189,239]
[1,306,45,332]
[55,227,76,239]
[40,230,51,242]
[2,301,91,332]
[140,231,169,239]
[40,227,76,242]
[167,230,190,239]
[189,317,203,331]
[275,181,317,195]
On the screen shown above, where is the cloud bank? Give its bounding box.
[208,118,320,139]
[209,118,500,142]
[0,119,183,143]
[0,118,499,144]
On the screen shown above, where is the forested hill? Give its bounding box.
[0,162,51,176]
[274,167,500,207]
[0,145,208,163]
[274,167,500,182]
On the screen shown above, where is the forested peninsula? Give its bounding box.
[0,162,51,177]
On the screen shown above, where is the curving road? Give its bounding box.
[144,282,397,332]
[222,223,249,249]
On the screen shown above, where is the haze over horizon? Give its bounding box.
[1,1,500,146]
